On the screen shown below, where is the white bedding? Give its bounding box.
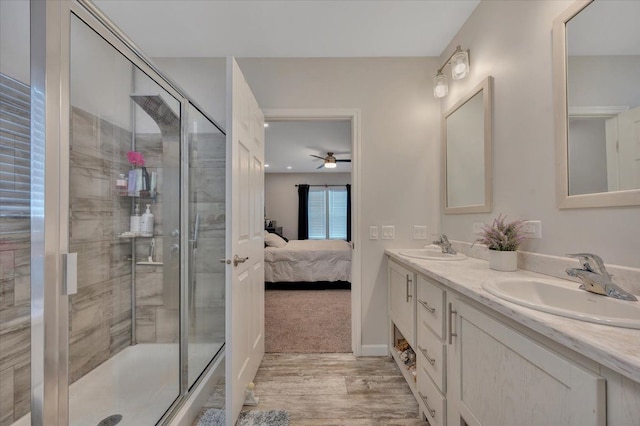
[264,239,351,283]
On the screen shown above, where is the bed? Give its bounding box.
[264,238,351,285]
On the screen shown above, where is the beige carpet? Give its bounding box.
[265,290,351,353]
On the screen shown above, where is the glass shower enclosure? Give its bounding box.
[0,1,226,425]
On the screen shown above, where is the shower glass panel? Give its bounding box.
[187,104,226,389]
[68,15,180,425]
[0,1,31,425]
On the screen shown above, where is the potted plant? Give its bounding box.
[476,214,527,271]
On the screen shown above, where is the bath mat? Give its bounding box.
[197,408,289,426]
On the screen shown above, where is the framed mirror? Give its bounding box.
[443,76,493,214]
[553,0,640,208]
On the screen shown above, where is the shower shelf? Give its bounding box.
[118,192,158,203]
[118,232,154,239]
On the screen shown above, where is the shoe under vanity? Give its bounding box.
[387,249,640,426]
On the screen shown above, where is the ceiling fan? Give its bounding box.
[310,152,351,169]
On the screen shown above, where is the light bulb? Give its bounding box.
[454,62,467,76]
[451,48,469,80]
[433,73,448,98]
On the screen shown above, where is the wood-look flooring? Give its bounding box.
[197,353,429,425]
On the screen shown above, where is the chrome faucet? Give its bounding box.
[565,253,637,301]
[433,234,457,255]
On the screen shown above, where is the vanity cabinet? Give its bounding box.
[389,260,416,347]
[385,254,639,426]
[446,296,606,426]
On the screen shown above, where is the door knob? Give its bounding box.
[233,255,249,267]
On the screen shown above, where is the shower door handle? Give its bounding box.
[62,253,78,295]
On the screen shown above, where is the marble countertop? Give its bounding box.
[385,249,640,384]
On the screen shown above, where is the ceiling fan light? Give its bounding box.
[324,162,337,168]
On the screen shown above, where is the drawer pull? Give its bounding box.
[448,302,458,345]
[406,275,413,302]
[418,345,436,365]
[418,391,436,418]
[418,299,436,313]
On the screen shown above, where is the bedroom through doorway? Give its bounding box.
[262,110,361,354]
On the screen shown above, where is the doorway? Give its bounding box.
[263,109,362,355]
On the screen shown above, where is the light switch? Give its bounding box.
[369,226,379,240]
[413,225,427,239]
[472,222,485,235]
[381,226,395,240]
[523,220,542,239]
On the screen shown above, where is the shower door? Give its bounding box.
[66,13,182,425]
[186,104,226,389]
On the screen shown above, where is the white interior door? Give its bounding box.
[225,57,265,425]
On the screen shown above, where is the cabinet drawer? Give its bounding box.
[417,275,445,339]
[417,320,446,392]
[417,363,446,426]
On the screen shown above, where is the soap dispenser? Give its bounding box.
[130,203,141,235]
[140,204,154,237]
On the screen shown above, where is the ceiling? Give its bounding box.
[93,0,479,58]
[264,120,352,173]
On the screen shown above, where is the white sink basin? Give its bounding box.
[399,248,467,261]
[483,278,640,329]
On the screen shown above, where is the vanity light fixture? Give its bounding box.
[433,45,470,98]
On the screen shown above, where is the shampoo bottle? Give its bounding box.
[130,203,141,235]
[140,204,154,237]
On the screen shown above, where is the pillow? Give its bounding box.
[264,232,287,248]
[273,231,289,242]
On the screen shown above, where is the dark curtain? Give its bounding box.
[346,184,352,242]
[297,184,310,240]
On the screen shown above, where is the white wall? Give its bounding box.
[70,16,133,131]
[568,56,640,108]
[155,57,441,348]
[568,117,608,195]
[0,0,29,84]
[439,0,640,268]
[154,58,227,128]
[265,173,351,239]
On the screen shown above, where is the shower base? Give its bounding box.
[13,342,223,426]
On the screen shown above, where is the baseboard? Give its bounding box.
[168,353,225,426]
[360,344,388,357]
[266,281,351,290]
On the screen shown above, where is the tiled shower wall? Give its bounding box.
[68,107,134,382]
[131,133,177,344]
[0,74,31,426]
[69,107,178,374]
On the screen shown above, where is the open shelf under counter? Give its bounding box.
[390,347,417,392]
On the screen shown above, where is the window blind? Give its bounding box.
[307,186,347,240]
[328,188,347,239]
[308,188,327,239]
[0,73,30,218]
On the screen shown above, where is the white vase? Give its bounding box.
[489,250,518,272]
